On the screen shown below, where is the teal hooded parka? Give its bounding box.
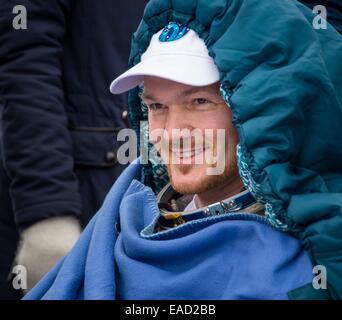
[127,0,342,299]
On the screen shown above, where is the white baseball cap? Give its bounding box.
[109,22,220,94]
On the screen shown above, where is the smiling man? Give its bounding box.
[111,26,253,219]
[142,78,242,209]
[23,0,342,300]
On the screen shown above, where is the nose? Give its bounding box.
[164,104,193,138]
[148,104,194,146]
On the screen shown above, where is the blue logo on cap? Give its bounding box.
[159,22,190,42]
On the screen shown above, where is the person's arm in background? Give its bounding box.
[0,0,81,290]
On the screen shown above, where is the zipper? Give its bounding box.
[140,211,273,241]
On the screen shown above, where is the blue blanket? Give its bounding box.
[24,158,314,300]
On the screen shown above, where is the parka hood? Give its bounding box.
[125,0,342,298]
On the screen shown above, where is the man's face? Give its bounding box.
[141,77,240,195]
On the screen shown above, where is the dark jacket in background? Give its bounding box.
[0,0,148,299]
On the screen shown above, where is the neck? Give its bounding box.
[194,173,244,208]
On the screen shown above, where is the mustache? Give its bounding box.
[149,128,218,150]
[147,128,226,174]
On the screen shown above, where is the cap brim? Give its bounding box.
[109,55,220,94]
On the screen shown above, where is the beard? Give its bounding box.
[160,129,239,196]
[167,161,236,195]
